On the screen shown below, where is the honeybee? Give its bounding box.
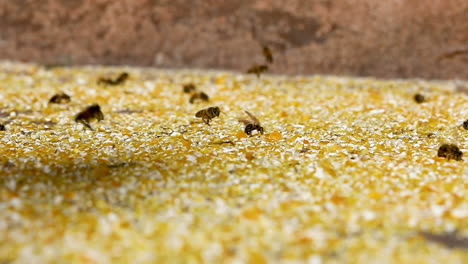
[183,83,196,93]
[75,104,104,130]
[182,83,209,103]
[463,119,468,130]
[437,143,463,161]
[189,91,210,104]
[195,106,221,125]
[49,92,71,104]
[98,72,129,86]
[262,45,273,63]
[247,64,268,78]
[0,123,5,131]
[239,111,264,135]
[414,93,425,103]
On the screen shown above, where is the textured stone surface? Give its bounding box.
[1,0,468,79]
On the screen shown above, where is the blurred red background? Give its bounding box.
[0,0,467,79]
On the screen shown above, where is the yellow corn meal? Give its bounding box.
[0,61,467,263]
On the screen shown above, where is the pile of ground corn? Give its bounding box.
[0,61,467,263]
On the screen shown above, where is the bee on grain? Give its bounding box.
[183,83,197,93]
[97,72,129,86]
[262,45,273,63]
[195,106,221,125]
[239,111,264,135]
[189,91,209,104]
[414,93,425,104]
[246,64,268,78]
[183,83,209,103]
[75,104,104,130]
[48,92,71,104]
[437,143,463,161]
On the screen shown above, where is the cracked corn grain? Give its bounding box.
[0,61,467,263]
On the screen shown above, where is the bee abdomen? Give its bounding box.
[245,124,264,135]
[245,124,255,135]
[195,110,205,118]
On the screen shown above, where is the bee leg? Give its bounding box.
[79,120,94,131]
[84,123,94,131]
[203,118,210,125]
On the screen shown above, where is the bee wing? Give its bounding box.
[244,111,260,125]
[238,118,252,125]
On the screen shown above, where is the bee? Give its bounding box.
[195,106,221,125]
[48,92,71,104]
[262,45,273,63]
[0,123,5,131]
[463,119,468,130]
[246,64,268,78]
[75,104,104,130]
[97,72,129,86]
[437,143,463,161]
[189,91,210,104]
[239,111,264,135]
[182,83,209,103]
[183,83,196,93]
[414,93,425,103]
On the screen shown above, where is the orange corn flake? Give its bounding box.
[248,251,267,264]
[266,131,282,140]
[235,131,248,139]
[368,191,384,200]
[245,152,255,160]
[181,138,192,148]
[242,207,263,220]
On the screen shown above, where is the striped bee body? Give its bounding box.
[245,123,264,135]
[75,104,104,130]
[239,111,264,136]
[195,106,221,125]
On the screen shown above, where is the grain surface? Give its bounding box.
[0,61,467,263]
